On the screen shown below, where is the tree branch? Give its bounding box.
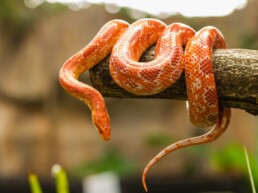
[89,47,258,116]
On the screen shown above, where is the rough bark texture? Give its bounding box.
[89,47,258,115]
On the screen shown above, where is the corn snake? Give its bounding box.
[59,18,231,191]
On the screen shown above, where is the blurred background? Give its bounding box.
[0,0,258,192]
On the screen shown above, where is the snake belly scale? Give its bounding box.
[59,18,231,192]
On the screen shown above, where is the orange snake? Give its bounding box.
[59,19,231,191]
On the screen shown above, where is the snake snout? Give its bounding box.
[94,122,111,141]
[92,111,111,141]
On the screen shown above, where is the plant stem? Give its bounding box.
[244,147,257,193]
[52,164,70,193]
[28,173,43,193]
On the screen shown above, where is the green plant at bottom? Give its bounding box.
[74,149,136,178]
[29,145,257,193]
[210,143,258,192]
[28,164,70,193]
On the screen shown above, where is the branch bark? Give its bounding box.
[89,47,258,116]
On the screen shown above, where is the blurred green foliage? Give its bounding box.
[210,144,246,172]
[0,0,66,43]
[144,132,174,147]
[73,149,136,178]
[239,32,258,49]
[210,143,258,190]
[0,1,34,41]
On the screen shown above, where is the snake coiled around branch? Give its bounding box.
[59,18,231,192]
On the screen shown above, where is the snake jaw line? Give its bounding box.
[99,131,110,141]
[96,125,110,141]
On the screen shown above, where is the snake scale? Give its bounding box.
[59,18,231,191]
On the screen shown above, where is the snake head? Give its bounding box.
[92,108,111,141]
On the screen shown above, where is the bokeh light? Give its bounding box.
[24,0,248,19]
